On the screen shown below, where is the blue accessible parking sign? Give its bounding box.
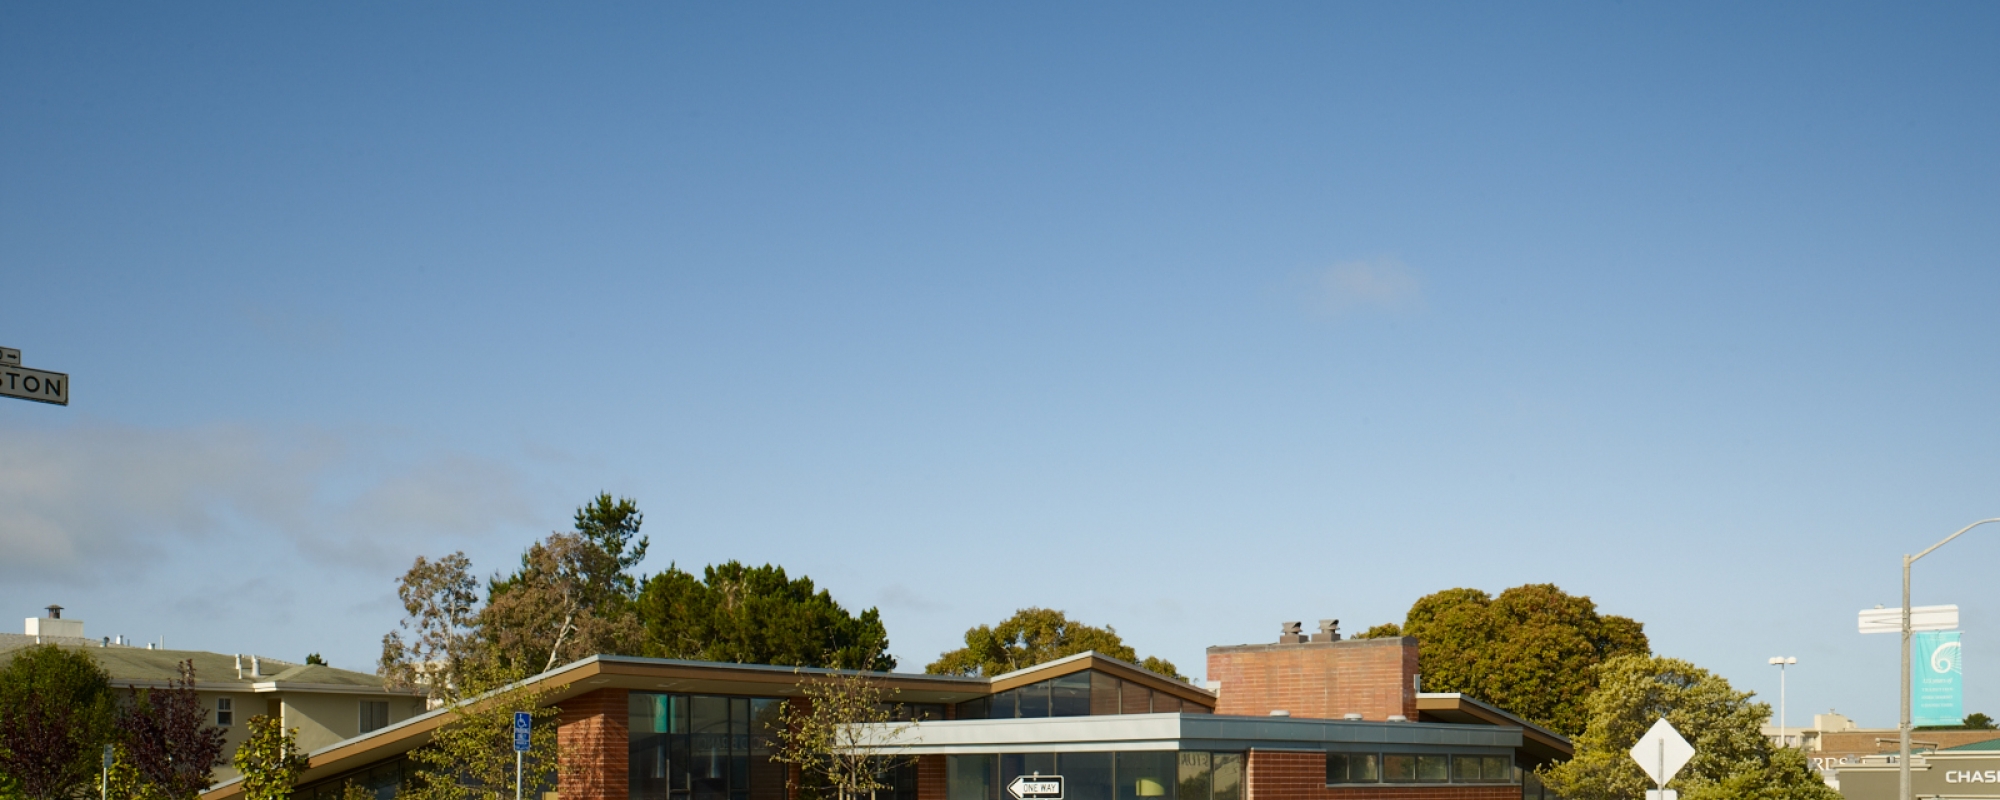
[514,712,532,752]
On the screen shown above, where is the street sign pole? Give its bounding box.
[0,347,69,406]
[1894,518,2000,800]
[514,711,533,800]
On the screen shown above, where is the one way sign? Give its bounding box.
[1007,775,1063,800]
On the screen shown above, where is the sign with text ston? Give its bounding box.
[1858,605,1959,634]
[513,711,532,752]
[1007,775,1063,800]
[1914,630,1964,727]
[0,364,66,406]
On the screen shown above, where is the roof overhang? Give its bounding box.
[1415,693,1571,764]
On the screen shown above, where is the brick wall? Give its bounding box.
[1244,750,1519,800]
[1206,638,1419,721]
[916,755,947,800]
[559,688,630,800]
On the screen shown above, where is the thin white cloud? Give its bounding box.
[1312,257,1423,314]
[0,422,537,582]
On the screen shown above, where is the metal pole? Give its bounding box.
[1900,554,1911,800]
[517,749,523,800]
[1780,661,1788,747]
[1657,738,1665,798]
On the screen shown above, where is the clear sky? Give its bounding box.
[4,3,1998,729]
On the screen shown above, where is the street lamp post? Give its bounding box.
[1898,518,2000,800]
[1768,656,1796,747]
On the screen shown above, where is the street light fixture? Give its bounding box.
[1768,656,1796,747]
[1898,517,2000,800]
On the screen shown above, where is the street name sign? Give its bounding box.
[1630,718,1694,787]
[1007,775,1063,800]
[0,347,19,366]
[513,712,532,752]
[1858,605,1959,634]
[1,364,67,406]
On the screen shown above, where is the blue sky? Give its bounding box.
[4,3,1999,728]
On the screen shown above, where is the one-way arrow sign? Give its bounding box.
[1006,775,1063,800]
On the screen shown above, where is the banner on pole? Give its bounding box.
[1913,631,1963,727]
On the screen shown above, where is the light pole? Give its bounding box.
[1768,656,1796,747]
[1898,517,2000,800]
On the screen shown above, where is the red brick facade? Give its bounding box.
[1244,751,1519,800]
[560,688,631,800]
[1206,638,1419,722]
[916,755,947,800]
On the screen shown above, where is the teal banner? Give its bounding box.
[1913,631,1963,727]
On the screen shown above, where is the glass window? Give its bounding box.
[1415,755,1448,783]
[1177,752,1210,800]
[1381,755,1415,783]
[216,698,234,727]
[1153,695,1182,714]
[1450,755,1481,782]
[1116,752,1175,800]
[1017,681,1051,718]
[1481,757,1514,782]
[1052,673,1091,717]
[1059,752,1114,800]
[949,754,997,800]
[1326,753,1378,784]
[1089,673,1121,716]
[991,690,1019,720]
[1210,754,1242,800]
[359,701,389,733]
[956,697,991,721]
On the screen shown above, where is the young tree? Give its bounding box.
[381,551,485,703]
[1540,654,1839,800]
[638,562,895,671]
[770,671,914,800]
[926,608,1180,679]
[401,662,563,800]
[1355,584,1648,735]
[115,661,227,800]
[0,644,115,800]
[232,715,304,800]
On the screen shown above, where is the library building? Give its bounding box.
[201,621,1573,800]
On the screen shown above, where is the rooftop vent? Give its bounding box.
[1269,710,1291,717]
[1387,715,1409,722]
[46,605,63,619]
[1311,619,1342,643]
[1278,621,1306,644]
[1343,713,1363,721]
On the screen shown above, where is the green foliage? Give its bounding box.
[1353,623,1402,639]
[1392,584,1648,735]
[232,716,304,800]
[480,494,651,674]
[638,562,894,671]
[770,672,912,800]
[924,608,1180,680]
[1541,655,1839,800]
[104,744,152,800]
[1968,712,1998,730]
[403,663,563,800]
[339,782,373,800]
[0,644,115,800]
[304,654,326,667]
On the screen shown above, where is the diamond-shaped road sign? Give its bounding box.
[1630,718,1695,786]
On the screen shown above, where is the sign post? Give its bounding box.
[514,711,532,800]
[102,744,113,800]
[1629,718,1694,800]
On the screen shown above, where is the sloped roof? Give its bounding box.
[0,642,405,693]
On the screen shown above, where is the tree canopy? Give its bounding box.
[925,608,1181,679]
[1541,654,1839,800]
[0,645,114,800]
[1357,583,1648,735]
[637,561,895,671]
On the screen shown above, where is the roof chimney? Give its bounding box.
[46,605,63,619]
[1278,621,1306,644]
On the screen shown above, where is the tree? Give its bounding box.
[115,661,228,800]
[638,562,895,671]
[380,551,485,702]
[480,532,645,673]
[232,715,304,800]
[925,608,1181,679]
[303,654,326,667]
[0,645,115,800]
[401,662,562,800]
[1967,712,1998,730]
[1541,654,1839,800]
[1357,584,1648,735]
[770,671,913,800]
